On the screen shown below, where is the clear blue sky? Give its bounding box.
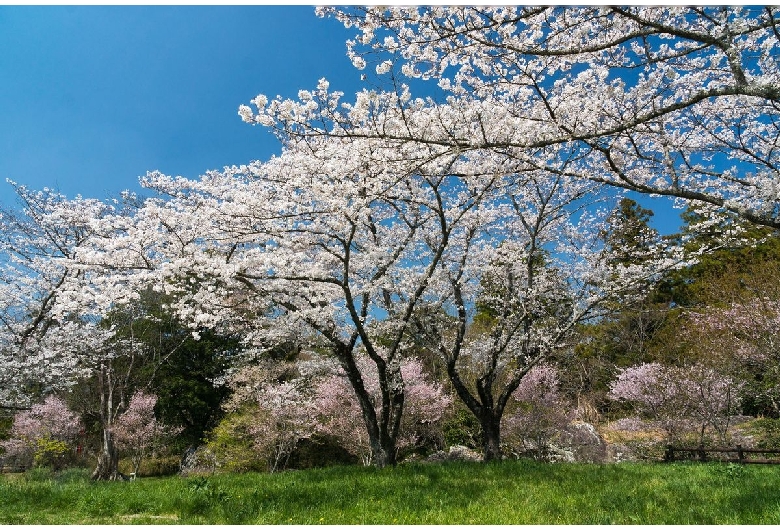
[0,5,683,234]
[0,5,360,201]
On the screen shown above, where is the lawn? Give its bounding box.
[1,460,778,524]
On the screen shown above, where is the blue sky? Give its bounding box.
[0,5,360,201]
[0,5,683,234]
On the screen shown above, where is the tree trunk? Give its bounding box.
[481,416,503,462]
[92,361,122,480]
[92,427,121,480]
[363,417,398,468]
[370,436,397,468]
[445,355,506,462]
[336,343,399,469]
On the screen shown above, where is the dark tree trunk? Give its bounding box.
[337,343,400,469]
[446,356,506,462]
[480,415,503,461]
[371,438,397,468]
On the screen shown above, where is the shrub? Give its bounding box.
[33,438,70,469]
[743,417,780,449]
[441,404,482,450]
[1,396,82,471]
[286,435,358,470]
[203,408,265,473]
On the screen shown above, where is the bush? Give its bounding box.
[53,467,91,484]
[1,396,82,471]
[442,405,481,450]
[119,455,181,477]
[32,438,70,470]
[744,417,780,449]
[203,408,265,473]
[286,435,358,469]
[503,364,575,460]
[0,415,12,439]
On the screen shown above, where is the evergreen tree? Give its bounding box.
[566,198,668,411]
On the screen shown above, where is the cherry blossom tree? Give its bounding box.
[0,182,200,480]
[502,364,573,459]
[609,363,687,439]
[0,395,82,470]
[313,355,451,465]
[245,7,780,228]
[688,297,780,417]
[82,331,134,481]
[0,183,114,409]
[114,166,678,462]
[371,170,684,460]
[67,147,486,467]
[113,390,181,477]
[609,362,740,444]
[313,373,372,465]
[0,184,136,479]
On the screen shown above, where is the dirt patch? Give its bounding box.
[119,513,180,522]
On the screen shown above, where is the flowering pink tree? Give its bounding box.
[502,364,574,458]
[609,362,740,444]
[689,298,780,417]
[249,381,317,472]
[113,390,181,477]
[685,365,742,443]
[217,361,319,472]
[313,374,374,465]
[399,358,453,450]
[314,356,452,465]
[1,395,82,470]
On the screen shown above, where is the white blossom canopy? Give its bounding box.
[240,6,780,227]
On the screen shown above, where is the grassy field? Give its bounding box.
[1,460,779,524]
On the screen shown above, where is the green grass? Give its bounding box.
[2,460,779,524]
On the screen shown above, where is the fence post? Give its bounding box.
[664,445,675,462]
[737,445,745,464]
[697,446,707,462]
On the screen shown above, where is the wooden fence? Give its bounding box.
[665,445,780,464]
